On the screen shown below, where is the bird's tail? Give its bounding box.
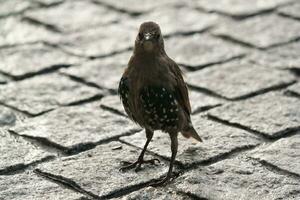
[181,126,203,142]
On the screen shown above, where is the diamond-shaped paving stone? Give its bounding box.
[176,156,300,200]
[0,0,37,17]
[165,34,246,69]
[60,51,130,90]
[11,103,139,150]
[117,187,189,200]
[120,115,261,166]
[251,134,300,176]
[209,92,300,138]
[0,73,101,115]
[59,24,134,57]
[186,60,295,100]
[0,130,52,173]
[0,42,82,79]
[214,14,300,49]
[278,2,300,20]
[36,141,166,198]
[124,6,217,36]
[0,171,84,200]
[287,82,300,97]
[248,41,300,69]
[25,0,123,33]
[189,90,223,113]
[0,17,60,47]
[100,95,127,117]
[193,0,292,18]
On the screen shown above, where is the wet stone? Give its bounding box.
[0,130,52,173]
[193,0,292,17]
[0,17,60,47]
[287,82,300,97]
[59,24,135,57]
[60,51,131,90]
[176,156,300,200]
[124,6,218,36]
[0,171,84,200]
[165,34,246,69]
[209,92,300,138]
[278,2,300,19]
[120,116,261,166]
[25,0,123,33]
[36,141,166,198]
[186,60,295,100]
[11,103,139,150]
[248,41,300,69]
[214,14,300,49]
[0,73,101,115]
[0,42,82,78]
[251,134,300,176]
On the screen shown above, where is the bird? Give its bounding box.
[118,21,202,186]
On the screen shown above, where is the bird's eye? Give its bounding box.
[155,33,160,40]
[138,33,143,40]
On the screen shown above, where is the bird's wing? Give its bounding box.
[169,60,192,116]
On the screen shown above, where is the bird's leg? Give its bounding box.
[120,129,160,172]
[150,132,178,187]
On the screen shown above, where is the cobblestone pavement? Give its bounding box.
[0,0,300,199]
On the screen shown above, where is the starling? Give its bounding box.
[118,22,202,186]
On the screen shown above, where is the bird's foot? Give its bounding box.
[149,172,178,187]
[119,158,160,172]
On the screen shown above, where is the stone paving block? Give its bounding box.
[0,17,60,47]
[120,115,261,166]
[278,2,300,19]
[0,74,10,84]
[0,42,83,79]
[25,0,123,33]
[59,24,135,57]
[0,0,37,17]
[0,130,51,173]
[32,0,64,6]
[214,14,300,49]
[11,103,139,150]
[186,60,295,100]
[0,106,25,127]
[0,171,84,200]
[189,90,223,113]
[287,82,300,96]
[0,73,101,115]
[175,156,300,200]
[100,95,127,116]
[36,141,166,198]
[251,134,300,176]
[193,0,292,18]
[208,92,300,138]
[61,51,131,90]
[248,41,300,69]
[124,6,218,36]
[165,34,246,69]
[117,187,189,200]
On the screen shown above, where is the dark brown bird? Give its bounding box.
[118,21,202,186]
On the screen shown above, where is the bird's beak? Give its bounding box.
[144,33,153,41]
[143,33,154,51]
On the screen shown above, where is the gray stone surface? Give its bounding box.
[214,14,300,49]
[189,90,224,113]
[24,0,123,33]
[11,103,139,149]
[278,2,300,19]
[0,74,10,84]
[121,116,261,165]
[287,82,300,96]
[59,24,135,57]
[0,130,51,172]
[0,17,60,47]
[186,60,295,99]
[209,92,300,138]
[124,6,218,36]
[0,106,25,127]
[251,134,300,176]
[37,141,166,198]
[248,41,300,69]
[0,0,37,17]
[165,34,247,69]
[0,171,84,200]
[0,42,82,78]
[100,95,127,116]
[176,156,300,200]
[61,51,131,90]
[0,73,101,115]
[193,0,292,17]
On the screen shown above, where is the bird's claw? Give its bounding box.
[119,158,160,172]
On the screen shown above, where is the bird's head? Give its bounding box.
[134,21,165,54]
